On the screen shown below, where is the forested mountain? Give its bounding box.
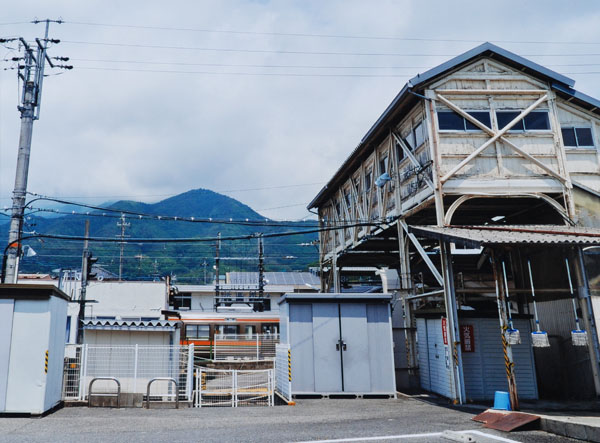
[0,189,319,282]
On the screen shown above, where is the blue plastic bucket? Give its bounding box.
[493,391,511,411]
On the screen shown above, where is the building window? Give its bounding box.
[379,156,389,175]
[396,142,405,162]
[561,127,594,148]
[364,171,372,191]
[353,177,361,196]
[186,324,210,339]
[496,110,550,131]
[173,292,191,310]
[66,316,71,343]
[344,190,352,207]
[414,121,426,147]
[438,110,491,131]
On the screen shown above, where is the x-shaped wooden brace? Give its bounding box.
[436,93,569,187]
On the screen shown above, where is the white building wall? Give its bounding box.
[84,330,172,346]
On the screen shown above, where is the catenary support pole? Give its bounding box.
[76,220,90,344]
[491,250,519,410]
[573,247,600,396]
[440,241,465,404]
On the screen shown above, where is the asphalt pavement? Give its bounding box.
[0,397,579,443]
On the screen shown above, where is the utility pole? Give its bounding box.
[202,260,207,284]
[76,220,90,344]
[3,19,71,283]
[117,213,130,281]
[258,234,265,299]
[215,233,221,298]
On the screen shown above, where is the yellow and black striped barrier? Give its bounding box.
[288,349,292,382]
[44,350,49,374]
[501,326,513,379]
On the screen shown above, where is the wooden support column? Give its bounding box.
[424,90,446,226]
[397,221,417,374]
[440,241,465,404]
[573,247,600,396]
[491,250,519,410]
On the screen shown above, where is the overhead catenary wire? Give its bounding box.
[20,193,368,225]
[58,20,600,45]
[11,218,384,246]
[59,40,600,58]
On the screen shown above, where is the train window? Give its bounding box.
[216,325,239,335]
[185,325,210,339]
[244,325,256,336]
[262,324,279,334]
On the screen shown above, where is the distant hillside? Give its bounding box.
[0,189,318,282]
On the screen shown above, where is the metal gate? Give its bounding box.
[194,367,274,407]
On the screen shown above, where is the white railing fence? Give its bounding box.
[213,334,279,361]
[194,367,274,407]
[275,343,292,402]
[62,344,194,402]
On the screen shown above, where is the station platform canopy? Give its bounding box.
[408,225,600,249]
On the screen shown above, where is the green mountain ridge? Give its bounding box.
[0,189,319,282]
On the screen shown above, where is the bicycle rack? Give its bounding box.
[88,377,121,408]
[146,377,179,409]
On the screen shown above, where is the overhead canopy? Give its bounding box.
[408,225,600,249]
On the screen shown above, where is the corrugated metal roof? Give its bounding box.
[83,319,179,331]
[408,225,600,248]
[227,272,320,286]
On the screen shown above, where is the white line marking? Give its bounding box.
[293,429,522,443]
[293,432,444,442]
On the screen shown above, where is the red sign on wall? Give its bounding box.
[461,325,475,352]
[441,318,448,345]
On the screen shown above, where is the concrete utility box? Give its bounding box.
[416,313,538,402]
[0,284,69,415]
[278,293,396,396]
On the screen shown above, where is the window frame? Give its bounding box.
[561,126,595,149]
[437,109,492,132]
[495,110,551,132]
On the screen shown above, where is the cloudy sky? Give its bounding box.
[1,0,600,221]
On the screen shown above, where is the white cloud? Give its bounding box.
[1,0,600,219]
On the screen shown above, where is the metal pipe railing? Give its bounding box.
[146,377,179,409]
[88,377,121,408]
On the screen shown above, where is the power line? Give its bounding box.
[75,66,412,78]
[71,58,430,70]
[67,58,600,70]
[18,193,362,225]
[15,219,383,245]
[62,21,600,45]
[0,182,326,200]
[17,206,327,227]
[59,40,600,57]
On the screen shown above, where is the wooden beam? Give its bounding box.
[391,132,435,191]
[437,93,568,186]
[438,93,549,183]
[399,220,444,286]
[438,89,548,95]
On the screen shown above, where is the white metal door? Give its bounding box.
[340,303,371,392]
[312,303,343,392]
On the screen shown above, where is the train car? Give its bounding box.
[167,312,280,360]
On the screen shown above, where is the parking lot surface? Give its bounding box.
[0,397,577,442]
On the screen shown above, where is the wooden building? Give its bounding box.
[308,43,600,406]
